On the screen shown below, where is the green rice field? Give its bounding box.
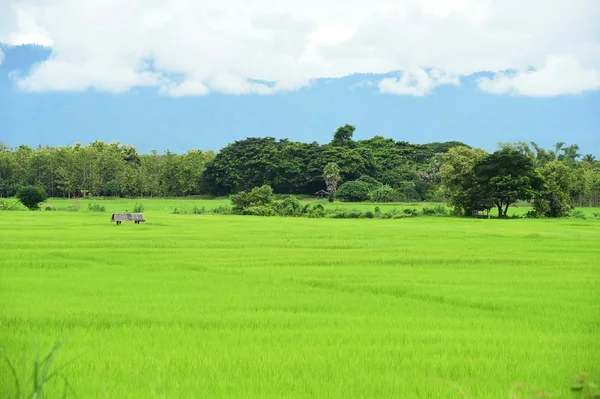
[1,200,599,398]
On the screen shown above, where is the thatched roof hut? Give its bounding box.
[111,213,145,224]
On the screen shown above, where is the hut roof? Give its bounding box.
[111,213,145,222]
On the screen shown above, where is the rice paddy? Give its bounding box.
[1,201,599,398]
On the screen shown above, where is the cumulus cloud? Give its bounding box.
[478,55,600,96]
[0,0,599,96]
[378,69,459,96]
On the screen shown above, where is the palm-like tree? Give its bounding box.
[323,162,341,202]
[582,154,596,164]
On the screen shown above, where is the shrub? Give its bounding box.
[370,185,396,203]
[212,206,233,215]
[0,200,25,211]
[16,185,48,210]
[276,196,303,217]
[402,208,418,217]
[336,181,371,202]
[570,210,586,220]
[44,204,54,211]
[243,205,276,216]
[231,185,274,214]
[87,203,106,212]
[307,204,326,218]
[133,203,144,213]
[421,205,448,216]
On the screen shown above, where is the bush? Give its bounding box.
[133,203,144,213]
[276,196,303,217]
[44,204,54,211]
[212,206,233,215]
[307,204,326,218]
[370,185,396,203]
[231,185,274,213]
[402,208,418,217]
[87,203,106,212]
[421,205,448,216]
[16,186,48,210]
[329,208,364,219]
[570,210,586,220]
[0,200,25,211]
[243,205,276,216]
[336,181,371,202]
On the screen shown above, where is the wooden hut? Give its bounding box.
[111,213,146,225]
[315,190,329,199]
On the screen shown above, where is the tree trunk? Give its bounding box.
[497,203,503,218]
[504,203,510,217]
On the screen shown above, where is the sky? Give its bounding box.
[0,0,599,155]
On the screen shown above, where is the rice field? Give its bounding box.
[1,202,599,398]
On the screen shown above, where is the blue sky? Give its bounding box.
[1,1,599,155]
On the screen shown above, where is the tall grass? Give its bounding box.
[1,206,599,398]
[1,341,76,399]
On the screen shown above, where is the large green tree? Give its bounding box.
[474,149,543,217]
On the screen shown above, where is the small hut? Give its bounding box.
[315,190,329,199]
[472,209,490,219]
[111,213,146,225]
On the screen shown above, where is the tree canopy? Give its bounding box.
[1,126,598,217]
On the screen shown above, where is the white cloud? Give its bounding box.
[0,48,4,66]
[0,0,599,96]
[378,69,459,96]
[478,55,600,96]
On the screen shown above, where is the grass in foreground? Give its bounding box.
[1,209,599,398]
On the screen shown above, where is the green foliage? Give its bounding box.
[474,149,543,217]
[336,181,371,202]
[369,184,396,202]
[331,124,356,148]
[421,205,449,216]
[306,203,326,218]
[1,340,76,399]
[276,196,303,217]
[0,200,25,211]
[230,185,274,214]
[133,203,144,213]
[534,161,575,217]
[356,175,382,191]
[87,203,106,212]
[103,180,121,196]
[570,210,587,219]
[16,185,48,210]
[243,206,277,216]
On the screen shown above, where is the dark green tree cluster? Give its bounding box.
[201,125,467,199]
[440,142,600,217]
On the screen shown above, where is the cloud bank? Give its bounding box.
[1,0,599,97]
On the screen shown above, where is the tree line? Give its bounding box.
[1,125,599,216]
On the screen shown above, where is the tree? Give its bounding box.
[474,149,543,217]
[16,186,48,210]
[230,185,274,214]
[533,161,575,217]
[582,154,596,164]
[370,185,396,202]
[331,124,356,147]
[323,162,341,202]
[336,180,371,202]
[439,146,488,215]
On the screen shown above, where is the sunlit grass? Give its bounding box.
[1,207,599,398]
